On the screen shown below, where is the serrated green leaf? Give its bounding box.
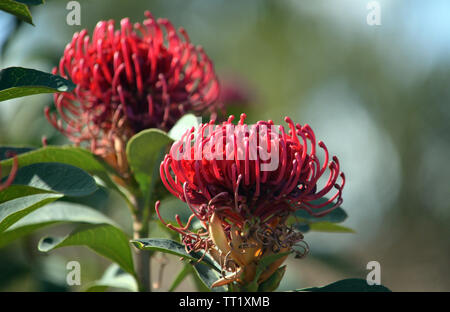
[308,222,355,233]
[0,0,34,25]
[296,278,391,292]
[0,67,75,101]
[38,223,135,276]
[126,129,173,203]
[85,264,138,292]
[0,202,117,248]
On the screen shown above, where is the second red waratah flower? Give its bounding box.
[45,11,219,174]
[157,114,345,288]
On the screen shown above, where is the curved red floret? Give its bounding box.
[159,114,345,232]
[0,152,18,192]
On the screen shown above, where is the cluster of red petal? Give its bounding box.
[159,114,345,236]
[46,11,219,156]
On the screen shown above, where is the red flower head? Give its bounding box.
[45,11,219,174]
[0,153,18,192]
[156,114,345,288]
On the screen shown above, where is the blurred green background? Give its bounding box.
[0,0,449,291]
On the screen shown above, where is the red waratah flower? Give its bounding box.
[0,153,18,192]
[45,11,219,174]
[156,114,345,288]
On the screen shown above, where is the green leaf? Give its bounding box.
[308,222,355,233]
[84,264,138,292]
[192,262,227,292]
[0,185,51,204]
[9,162,98,197]
[258,265,286,292]
[0,163,98,233]
[294,201,347,223]
[0,67,75,101]
[0,202,117,248]
[126,129,173,202]
[38,224,135,276]
[0,0,34,25]
[131,238,220,271]
[0,146,112,179]
[255,251,291,280]
[0,146,34,160]
[0,193,62,233]
[0,146,126,203]
[168,114,200,141]
[15,0,44,5]
[297,278,391,292]
[289,197,348,234]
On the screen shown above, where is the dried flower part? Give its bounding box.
[46,11,219,173]
[0,153,18,191]
[156,114,345,288]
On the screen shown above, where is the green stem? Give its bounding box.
[131,194,152,292]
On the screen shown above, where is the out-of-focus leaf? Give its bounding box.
[168,114,200,141]
[288,197,349,234]
[308,222,355,233]
[0,67,75,101]
[0,1,33,25]
[85,264,138,292]
[294,202,347,223]
[0,202,117,248]
[38,224,135,276]
[296,278,391,292]
[152,197,191,224]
